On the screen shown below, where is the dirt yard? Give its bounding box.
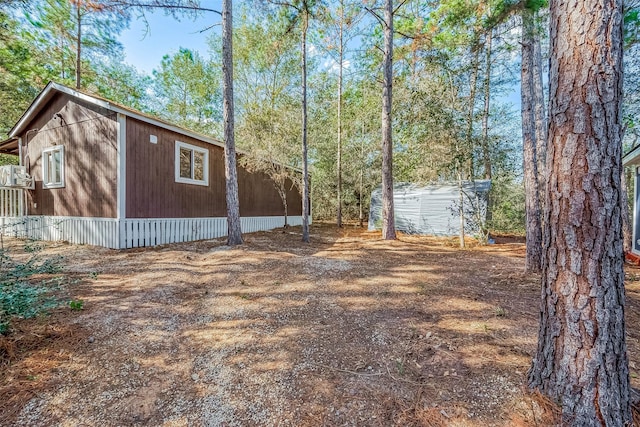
[2,223,640,426]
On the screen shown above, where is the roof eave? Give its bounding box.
[9,82,111,138]
[10,82,226,151]
[0,137,19,155]
[8,82,303,173]
[108,105,227,151]
[623,144,640,167]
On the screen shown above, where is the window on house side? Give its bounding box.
[175,141,208,186]
[42,145,65,189]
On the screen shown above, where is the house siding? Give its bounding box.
[19,93,118,218]
[125,117,302,219]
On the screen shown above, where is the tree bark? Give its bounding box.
[532,21,547,199]
[381,0,396,240]
[528,0,631,424]
[336,2,344,228]
[75,1,82,89]
[222,0,243,246]
[481,29,492,180]
[301,11,310,243]
[360,122,365,227]
[622,168,631,253]
[521,9,542,273]
[278,186,289,229]
[458,172,465,248]
[466,48,479,179]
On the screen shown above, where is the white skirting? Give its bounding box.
[0,215,304,249]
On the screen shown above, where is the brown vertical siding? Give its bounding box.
[19,93,118,218]
[15,89,302,220]
[126,118,225,218]
[125,117,302,218]
[237,163,303,217]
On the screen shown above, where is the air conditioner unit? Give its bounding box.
[0,165,34,189]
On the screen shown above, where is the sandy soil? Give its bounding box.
[1,223,639,426]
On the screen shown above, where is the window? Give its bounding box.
[175,141,208,186]
[42,145,64,189]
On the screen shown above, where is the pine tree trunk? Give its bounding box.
[222,0,243,246]
[481,30,492,180]
[360,122,365,228]
[381,0,396,240]
[75,2,82,89]
[336,3,344,228]
[528,0,631,423]
[301,12,310,243]
[622,168,631,253]
[532,22,547,197]
[521,10,542,273]
[466,48,479,179]
[458,172,465,248]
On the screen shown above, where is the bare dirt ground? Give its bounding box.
[1,223,639,426]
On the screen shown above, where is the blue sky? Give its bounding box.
[119,4,221,75]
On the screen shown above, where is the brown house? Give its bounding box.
[0,82,304,248]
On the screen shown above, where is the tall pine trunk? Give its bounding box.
[336,3,344,228]
[466,48,479,178]
[222,0,243,246]
[481,30,492,180]
[301,12,310,243]
[521,10,542,273]
[528,0,631,423]
[532,22,547,198]
[458,172,465,248]
[381,0,396,240]
[622,168,631,253]
[360,122,365,227]
[467,48,480,178]
[75,2,82,89]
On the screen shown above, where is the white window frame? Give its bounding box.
[42,145,65,189]
[175,141,209,186]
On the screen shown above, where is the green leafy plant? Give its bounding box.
[0,244,68,335]
[69,299,84,311]
[23,239,44,254]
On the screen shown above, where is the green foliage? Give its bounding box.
[0,1,135,135]
[153,47,222,136]
[625,8,640,47]
[0,10,41,134]
[0,154,19,167]
[487,176,526,235]
[68,299,83,311]
[228,13,304,208]
[23,0,128,87]
[0,243,67,335]
[90,60,153,112]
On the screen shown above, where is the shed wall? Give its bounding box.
[368,181,491,236]
[19,93,118,218]
[125,118,302,219]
